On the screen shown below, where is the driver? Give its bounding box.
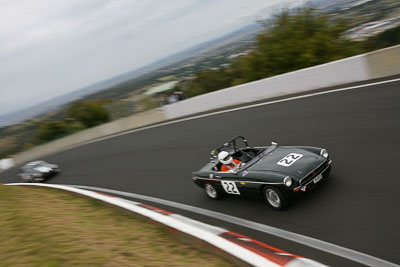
[218,151,242,172]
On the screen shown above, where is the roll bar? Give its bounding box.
[210,136,250,160]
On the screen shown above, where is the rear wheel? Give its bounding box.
[263,186,288,210]
[204,183,222,200]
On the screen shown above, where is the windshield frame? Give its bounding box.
[234,143,278,174]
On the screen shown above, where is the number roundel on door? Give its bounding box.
[221,181,240,195]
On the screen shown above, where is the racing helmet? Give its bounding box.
[218,151,233,165]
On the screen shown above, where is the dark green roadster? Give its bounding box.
[192,136,332,210]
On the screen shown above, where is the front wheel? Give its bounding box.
[263,186,288,210]
[204,183,222,200]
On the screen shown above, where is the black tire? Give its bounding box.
[263,186,288,210]
[204,183,222,200]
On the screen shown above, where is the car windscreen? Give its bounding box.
[23,162,39,170]
[36,162,50,167]
[23,162,47,170]
[236,144,277,174]
[22,166,31,171]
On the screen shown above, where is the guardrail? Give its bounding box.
[4,45,400,169]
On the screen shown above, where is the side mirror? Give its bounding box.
[271,142,278,146]
[210,150,217,160]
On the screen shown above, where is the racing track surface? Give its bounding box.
[2,79,400,266]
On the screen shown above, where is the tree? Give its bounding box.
[247,8,361,80]
[185,68,234,97]
[183,8,362,97]
[67,101,110,128]
[36,120,70,142]
[363,25,400,51]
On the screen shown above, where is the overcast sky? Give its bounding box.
[0,0,300,117]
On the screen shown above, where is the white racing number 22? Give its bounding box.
[221,181,240,195]
[277,153,303,167]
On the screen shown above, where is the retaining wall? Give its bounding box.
[365,45,400,79]
[163,45,400,119]
[11,109,166,166]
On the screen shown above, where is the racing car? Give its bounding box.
[19,161,60,182]
[192,136,332,210]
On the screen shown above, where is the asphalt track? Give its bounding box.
[2,79,400,266]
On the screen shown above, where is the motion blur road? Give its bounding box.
[2,79,400,266]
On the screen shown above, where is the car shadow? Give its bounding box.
[289,174,335,209]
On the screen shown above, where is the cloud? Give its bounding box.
[0,0,295,117]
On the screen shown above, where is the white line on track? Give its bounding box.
[71,185,400,267]
[51,77,400,154]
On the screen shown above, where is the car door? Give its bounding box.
[214,171,244,196]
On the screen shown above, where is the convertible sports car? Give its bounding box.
[192,136,332,210]
[19,161,60,182]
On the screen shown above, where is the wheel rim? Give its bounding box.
[266,189,281,208]
[205,184,217,198]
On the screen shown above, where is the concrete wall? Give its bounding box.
[0,158,14,171]
[365,45,400,79]
[12,109,166,166]
[163,45,400,119]
[6,45,400,167]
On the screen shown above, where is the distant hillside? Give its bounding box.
[309,0,354,10]
[147,23,262,67]
[0,23,261,127]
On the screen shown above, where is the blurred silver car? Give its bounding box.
[19,161,60,182]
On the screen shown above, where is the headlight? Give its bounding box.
[284,176,293,187]
[320,149,329,158]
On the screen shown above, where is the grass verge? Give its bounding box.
[0,185,234,266]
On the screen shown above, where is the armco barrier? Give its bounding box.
[6,45,400,167]
[163,45,400,119]
[7,183,327,267]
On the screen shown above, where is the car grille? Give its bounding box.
[300,160,329,186]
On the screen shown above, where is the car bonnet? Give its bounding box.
[247,147,325,180]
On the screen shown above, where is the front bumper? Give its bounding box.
[293,160,332,193]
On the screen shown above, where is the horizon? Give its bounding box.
[0,0,301,120]
[0,22,260,125]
